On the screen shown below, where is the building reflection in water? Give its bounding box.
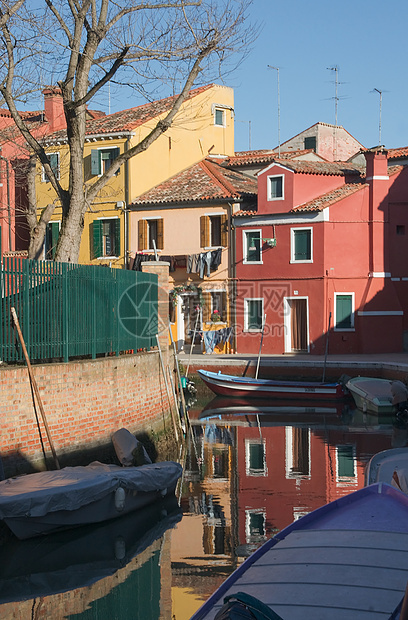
[0,397,406,620]
[172,397,407,618]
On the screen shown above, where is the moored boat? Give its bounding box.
[191,483,408,620]
[365,447,408,487]
[346,376,396,413]
[197,369,346,400]
[0,429,182,540]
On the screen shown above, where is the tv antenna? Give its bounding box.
[327,65,342,160]
[267,65,280,156]
[371,88,386,146]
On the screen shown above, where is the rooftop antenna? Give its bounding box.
[267,65,280,157]
[327,65,339,160]
[373,88,383,145]
[237,120,252,150]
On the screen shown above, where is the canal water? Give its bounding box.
[0,389,405,620]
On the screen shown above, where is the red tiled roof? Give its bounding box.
[225,149,317,167]
[269,159,363,177]
[291,182,366,212]
[234,208,258,216]
[131,158,258,206]
[388,147,408,160]
[44,84,214,142]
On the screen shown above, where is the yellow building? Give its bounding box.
[35,84,235,267]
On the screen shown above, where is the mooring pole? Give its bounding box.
[11,307,60,470]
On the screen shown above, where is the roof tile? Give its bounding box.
[131,157,257,206]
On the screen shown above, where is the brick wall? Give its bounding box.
[0,350,175,477]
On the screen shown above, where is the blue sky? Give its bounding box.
[230,0,408,152]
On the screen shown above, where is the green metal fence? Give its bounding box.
[0,257,158,363]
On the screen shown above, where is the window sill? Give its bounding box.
[290,259,313,264]
[333,328,355,332]
[243,261,263,265]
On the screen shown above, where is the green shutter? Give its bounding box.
[114,218,121,256]
[336,295,352,328]
[249,443,264,469]
[92,220,102,258]
[248,299,262,329]
[49,153,59,178]
[48,222,60,259]
[269,176,283,198]
[246,231,261,262]
[294,230,311,260]
[337,445,355,477]
[91,149,101,175]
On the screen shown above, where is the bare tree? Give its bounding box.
[0,0,255,262]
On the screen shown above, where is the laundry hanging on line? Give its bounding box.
[202,327,232,354]
[187,248,222,278]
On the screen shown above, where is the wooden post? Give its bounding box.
[11,307,60,470]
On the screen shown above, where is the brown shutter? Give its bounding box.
[138,219,148,251]
[220,213,228,247]
[200,215,210,248]
[157,218,164,250]
[202,291,211,322]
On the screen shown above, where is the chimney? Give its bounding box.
[42,87,65,131]
[364,146,388,181]
[364,146,389,276]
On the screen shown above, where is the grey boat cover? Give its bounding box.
[0,461,182,519]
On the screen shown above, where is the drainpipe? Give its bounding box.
[227,201,237,353]
[124,139,130,269]
[0,152,12,252]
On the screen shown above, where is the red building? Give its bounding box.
[233,147,408,355]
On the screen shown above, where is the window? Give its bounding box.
[42,152,60,182]
[267,174,284,200]
[335,293,354,330]
[291,227,312,262]
[245,510,266,543]
[285,427,311,479]
[214,107,226,127]
[336,444,357,485]
[243,230,262,263]
[91,147,120,176]
[44,221,60,259]
[138,218,164,251]
[92,218,120,258]
[245,440,267,476]
[244,298,263,331]
[397,225,405,235]
[200,214,228,248]
[304,136,317,152]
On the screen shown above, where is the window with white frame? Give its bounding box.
[42,152,60,182]
[138,218,164,251]
[245,439,267,476]
[244,298,264,332]
[214,107,226,127]
[336,444,357,485]
[243,230,262,263]
[291,227,312,263]
[267,174,284,200]
[200,214,228,248]
[285,426,311,479]
[91,147,120,176]
[245,509,266,543]
[334,293,355,330]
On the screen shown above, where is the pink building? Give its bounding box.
[233,148,408,355]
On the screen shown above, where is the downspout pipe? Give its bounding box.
[0,152,12,252]
[227,201,237,353]
[124,139,130,269]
